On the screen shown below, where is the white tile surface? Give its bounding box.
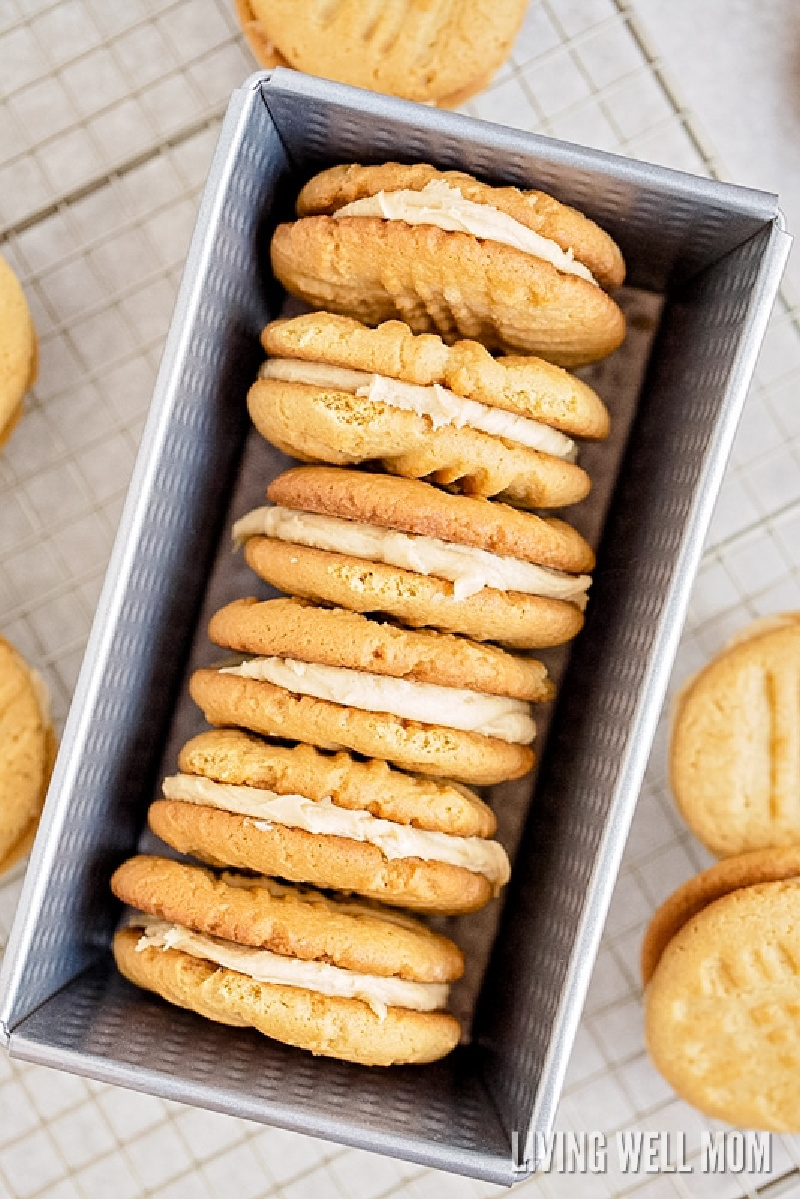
[48,1102,117,1170]
[1,2,800,1198]
[630,0,800,303]
[201,1142,273,1199]
[0,1128,68,1198]
[71,1151,146,1199]
[125,1121,195,1191]
[81,1083,166,1141]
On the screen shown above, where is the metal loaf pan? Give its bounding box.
[0,71,791,1185]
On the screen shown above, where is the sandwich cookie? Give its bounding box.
[643,851,800,1130]
[0,256,38,448]
[189,597,545,785]
[0,635,56,873]
[271,163,626,367]
[236,466,594,649]
[251,313,610,509]
[670,613,800,857]
[112,855,463,1065]
[149,728,510,912]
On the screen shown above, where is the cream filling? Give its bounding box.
[135,919,448,1019]
[333,179,597,285]
[162,774,510,889]
[218,656,535,744]
[233,506,590,606]
[259,358,577,460]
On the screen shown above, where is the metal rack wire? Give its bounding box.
[1,2,799,1196]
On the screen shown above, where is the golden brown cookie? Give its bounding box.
[251,380,591,510]
[271,164,626,367]
[645,879,800,1130]
[150,728,508,910]
[0,256,38,447]
[0,636,56,873]
[641,845,800,986]
[250,313,609,508]
[670,615,800,857]
[234,1,526,107]
[112,855,463,1065]
[271,218,625,368]
[111,855,464,981]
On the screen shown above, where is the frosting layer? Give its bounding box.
[136,919,449,1019]
[333,179,598,284]
[218,656,535,744]
[260,358,577,459]
[162,773,511,888]
[233,506,590,606]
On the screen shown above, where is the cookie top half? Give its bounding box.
[265,467,594,575]
[112,854,464,983]
[0,256,37,447]
[296,163,625,289]
[179,728,495,838]
[670,615,800,857]
[261,312,610,439]
[207,595,552,703]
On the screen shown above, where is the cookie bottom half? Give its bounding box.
[245,539,584,650]
[114,929,460,1066]
[271,218,625,368]
[189,669,534,785]
[248,379,590,508]
[149,801,495,914]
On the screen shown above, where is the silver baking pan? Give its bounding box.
[0,70,790,1186]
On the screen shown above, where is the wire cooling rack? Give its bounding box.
[1,2,800,1196]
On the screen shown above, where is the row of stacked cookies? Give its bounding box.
[111,163,627,1065]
